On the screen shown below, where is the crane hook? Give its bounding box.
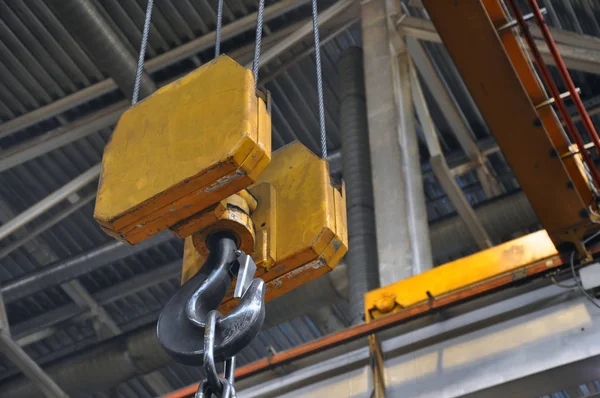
[157,232,265,365]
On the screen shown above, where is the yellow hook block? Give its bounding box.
[181,142,348,308]
[94,55,271,244]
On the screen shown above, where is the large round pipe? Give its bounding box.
[338,47,380,325]
[46,0,157,101]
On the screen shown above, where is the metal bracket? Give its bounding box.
[497,8,547,33]
[234,251,257,298]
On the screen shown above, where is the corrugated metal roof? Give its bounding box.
[0,0,599,396]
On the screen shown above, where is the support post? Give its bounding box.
[361,0,432,284]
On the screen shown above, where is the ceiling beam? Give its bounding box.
[0,0,312,140]
[399,16,600,75]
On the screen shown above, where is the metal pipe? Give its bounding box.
[46,0,156,101]
[0,164,100,242]
[338,47,380,325]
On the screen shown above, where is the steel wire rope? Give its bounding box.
[132,0,154,105]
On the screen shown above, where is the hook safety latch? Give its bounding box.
[157,233,265,366]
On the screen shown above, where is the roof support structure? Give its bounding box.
[0,0,312,140]
[410,55,492,249]
[399,16,600,75]
[406,37,503,198]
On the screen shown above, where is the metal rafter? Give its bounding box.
[398,16,600,75]
[406,36,503,198]
[410,58,492,249]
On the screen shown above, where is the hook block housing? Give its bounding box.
[182,141,348,309]
[94,55,271,244]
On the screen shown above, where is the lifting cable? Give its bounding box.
[132,0,154,105]
[214,0,224,58]
[130,2,329,394]
[251,0,265,89]
[311,0,328,159]
[132,0,328,160]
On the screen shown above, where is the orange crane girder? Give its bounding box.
[421,0,598,248]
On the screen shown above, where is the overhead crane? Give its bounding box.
[366,0,600,323]
[91,0,600,396]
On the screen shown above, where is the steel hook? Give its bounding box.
[157,233,266,366]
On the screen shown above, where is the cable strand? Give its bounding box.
[215,0,224,58]
[252,0,266,89]
[132,0,154,105]
[311,0,327,158]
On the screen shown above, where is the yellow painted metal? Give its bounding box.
[94,55,271,244]
[421,0,598,248]
[252,142,347,282]
[189,196,255,258]
[246,183,277,270]
[180,141,348,307]
[364,230,558,320]
[237,189,258,213]
[177,185,273,284]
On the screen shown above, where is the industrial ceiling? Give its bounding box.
[0,0,599,396]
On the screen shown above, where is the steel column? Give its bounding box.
[361,0,412,284]
[362,0,431,284]
[395,33,433,275]
[338,47,380,324]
